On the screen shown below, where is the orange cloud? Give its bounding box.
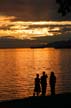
[0,16,71,39]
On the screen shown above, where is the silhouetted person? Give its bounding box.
[41,71,48,96]
[49,72,56,96]
[34,74,41,96]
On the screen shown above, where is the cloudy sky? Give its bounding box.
[0,0,71,21]
[0,0,71,39]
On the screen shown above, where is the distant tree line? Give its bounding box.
[56,0,71,16]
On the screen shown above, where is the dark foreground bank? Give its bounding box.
[0,93,71,108]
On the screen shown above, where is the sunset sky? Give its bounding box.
[0,0,71,39]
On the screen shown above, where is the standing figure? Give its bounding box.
[49,71,56,96]
[34,74,41,96]
[41,71,48,96]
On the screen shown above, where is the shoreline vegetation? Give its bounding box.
[0,37,71,49]
[0,93,71,107]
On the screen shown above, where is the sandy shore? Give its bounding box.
[0,93,71,108]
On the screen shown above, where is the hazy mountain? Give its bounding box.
[33,35,71,43]
[0,35,71,48]
[0,36,46,48]
[47,40,71,48]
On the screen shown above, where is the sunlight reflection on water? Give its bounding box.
[0,48,71,100]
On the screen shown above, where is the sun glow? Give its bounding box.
[0,15,71,39]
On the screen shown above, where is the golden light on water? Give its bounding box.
[0,15,71,39]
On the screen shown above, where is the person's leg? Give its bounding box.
[37,92,38,96]
[41,87,44,96]
[51,86,55,95]
[42,86,46,96]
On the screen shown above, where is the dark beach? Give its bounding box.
[0,93,71,108]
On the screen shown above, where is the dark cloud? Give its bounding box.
[0,0,71,21]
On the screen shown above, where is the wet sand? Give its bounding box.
[0,93,71,108]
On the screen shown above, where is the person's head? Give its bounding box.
[51,71,54,76]
[36,74,39,78]
[43,71,45,75]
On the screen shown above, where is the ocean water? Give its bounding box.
[0,48,71,101]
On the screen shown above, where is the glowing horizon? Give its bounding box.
[0,16,71,39]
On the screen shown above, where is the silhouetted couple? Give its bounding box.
[34,71,48,96]
[34,71,56,96]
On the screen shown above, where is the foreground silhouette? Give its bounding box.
[0,93,71,108]
[34,74,41,96]
[56,0,71,16]
[49,72,56,96]
[41,72,48,96]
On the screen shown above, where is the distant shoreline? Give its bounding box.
[0,46,71,49]
[0,37,71,49]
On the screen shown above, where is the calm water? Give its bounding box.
[0,48,71,101]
